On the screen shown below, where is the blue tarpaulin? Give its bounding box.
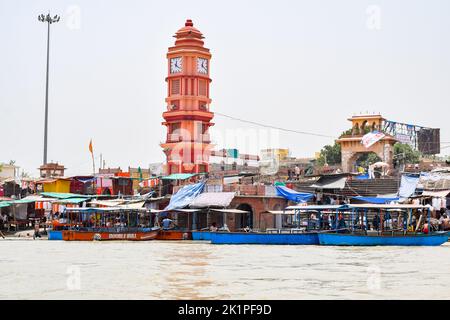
[398,174,420,198]
[352,196,400,204]
[355,174,370,180]
[164,182,206,211]
[275,185,314,203]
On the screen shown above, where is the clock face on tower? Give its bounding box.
[170,57,182,73]
[197,58,208,74]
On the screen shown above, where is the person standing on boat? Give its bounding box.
[372,214,380,231]
[162,217,174,230]
[337,213,347,232]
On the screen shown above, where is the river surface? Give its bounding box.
[1,239,449,299]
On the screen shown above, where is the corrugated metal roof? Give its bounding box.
[40,192,90,199]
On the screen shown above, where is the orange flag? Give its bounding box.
[89,139,93,154]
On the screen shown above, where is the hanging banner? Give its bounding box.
[361,131,385,148]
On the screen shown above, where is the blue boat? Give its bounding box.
[48,230,63,240]
[191,231,212,241]
[210,231,319,245]
[318,231,448,246]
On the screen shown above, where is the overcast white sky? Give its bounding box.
[1,0,449,177]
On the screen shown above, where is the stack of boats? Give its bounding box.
[49,203,449,246]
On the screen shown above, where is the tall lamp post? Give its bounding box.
[38,13,60,165]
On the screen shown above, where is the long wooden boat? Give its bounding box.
[318,231,448,246]
[156,229,192,240]
[210,231,319,245]
[62,227,160,241]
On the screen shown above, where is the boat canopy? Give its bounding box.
[210,208,249,214]
[351,196,400,204]
[286,205,346,210]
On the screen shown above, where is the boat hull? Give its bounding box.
[318,232,449,246]
[191,231,212,241]
[210,232,319,245]
[48,230,63,240]
[62,229,159,241]
[156,230,192,240]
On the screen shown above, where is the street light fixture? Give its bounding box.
[38,12,60,165]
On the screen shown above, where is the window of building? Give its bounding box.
[198,79,207,96]
[171,79,180,95]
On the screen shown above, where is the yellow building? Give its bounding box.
[41,178,71,193]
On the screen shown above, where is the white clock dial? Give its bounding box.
[197,58,208,74]
[170,57,182,73]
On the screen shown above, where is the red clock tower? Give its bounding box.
[161,19,214,175]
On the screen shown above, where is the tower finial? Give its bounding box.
[185,19,193,27]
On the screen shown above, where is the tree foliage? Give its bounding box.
[317,142,341,166]
[393,143,421,164]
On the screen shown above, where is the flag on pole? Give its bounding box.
[89,139,93,154]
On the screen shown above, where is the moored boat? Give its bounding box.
[61,207,160,241]
[191,231,212,241]
[156,229,192,240]
[318,231,448,246]
[312,203,449,246]
[210,231,319,245]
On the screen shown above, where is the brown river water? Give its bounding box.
[0,240,449,299]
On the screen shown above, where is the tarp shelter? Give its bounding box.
[223,176,242,184]
[40,192,90,199]
[90,199,126,207]
[164,181,205,211]
[210,208,250,214]
[398,174,420,198]
[420,190,450,198]
[351,196,400,204]
[310,176,347,189]
[0,202,11,208]
[118,201,145,209]
[275,185,313,203]
[189,192,236,208]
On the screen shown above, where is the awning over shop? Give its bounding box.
[210,208,249,214]
[40,192,90,199]
[54,198,89,204]
[310,176,347,189]
[90,199,126,207]
[0,202,11,208]
[189,192,236,208]
[161,173,196,180]
[118,201,145,209]
[421,190,450,198]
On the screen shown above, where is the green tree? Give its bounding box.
[393,143,421,164]
[317,142,341,166]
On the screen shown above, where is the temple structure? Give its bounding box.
[337,114,397,173]
[160,19,214,175]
